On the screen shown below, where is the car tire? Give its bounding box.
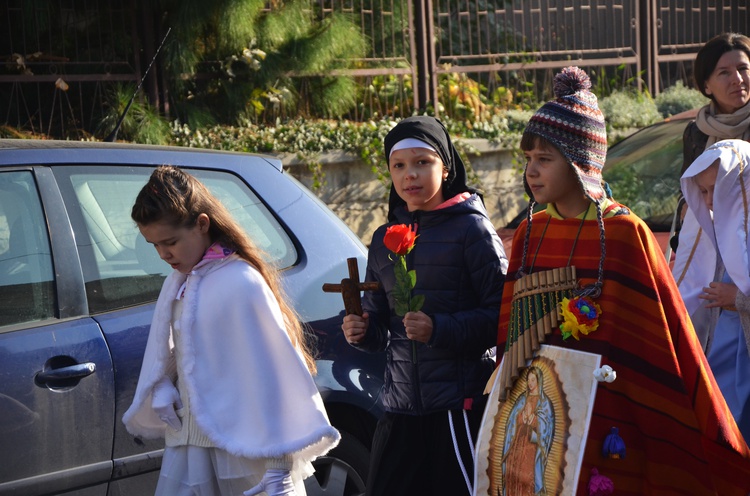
[305,429,369,496]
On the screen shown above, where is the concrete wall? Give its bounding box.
[279,139,526,243]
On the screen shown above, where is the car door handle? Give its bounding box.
[35,362,96,384]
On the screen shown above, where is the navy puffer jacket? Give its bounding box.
[355,193,507,414]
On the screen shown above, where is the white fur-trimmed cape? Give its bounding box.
[122,255,339,470]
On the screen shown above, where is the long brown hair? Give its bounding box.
[132,165,316,373]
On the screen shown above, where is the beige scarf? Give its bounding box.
[695,101,750,146]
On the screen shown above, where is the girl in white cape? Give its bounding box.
[123,166,339,495]
[681,139,750,444]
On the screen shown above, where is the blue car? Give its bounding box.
[0,140,384,496]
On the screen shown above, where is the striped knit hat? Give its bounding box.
[524,66,607,202]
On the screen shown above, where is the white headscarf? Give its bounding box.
[681,140,750,298]
[673,103,750,314]
[388,138,437,158]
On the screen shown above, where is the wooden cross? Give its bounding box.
[322,257,381,316]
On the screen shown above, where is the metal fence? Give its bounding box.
[331,0,750,118]
[1,0,749,137]
[0,0,139,138]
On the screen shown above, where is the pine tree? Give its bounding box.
[159,0,368,125]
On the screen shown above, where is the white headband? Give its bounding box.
[389,138,437,158]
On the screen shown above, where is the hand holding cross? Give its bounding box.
[322,258,381,316]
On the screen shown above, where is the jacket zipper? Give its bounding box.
[409,211,421,413]
[409,211,421,365]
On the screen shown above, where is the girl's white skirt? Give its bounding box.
[156,445,308,496]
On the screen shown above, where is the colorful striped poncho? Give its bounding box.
[496,207,750,495]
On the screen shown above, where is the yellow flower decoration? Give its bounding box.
[559,296,602,340]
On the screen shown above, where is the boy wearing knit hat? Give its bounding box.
[477,67,750,495]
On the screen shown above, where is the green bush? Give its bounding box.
[170,114,525,192]
[600,90,662,129]
[155,85,681,192]
[96,84,172,144]
[654,81,708,117]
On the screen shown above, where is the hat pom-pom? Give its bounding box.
[553,66,592,98]
[588,468,614,496]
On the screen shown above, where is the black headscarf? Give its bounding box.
[383,116,475,221]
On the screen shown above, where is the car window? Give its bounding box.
[190,169,296,266]
[603,119,687,231]
[0,171,55,328]
[54,166,296,314]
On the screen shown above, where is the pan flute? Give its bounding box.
[498,266,578,401]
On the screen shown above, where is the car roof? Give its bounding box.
[663,107,699,121]
[0,139,283,172]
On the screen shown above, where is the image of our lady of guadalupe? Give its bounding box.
[501,366,554,495]
[476,347,599,496]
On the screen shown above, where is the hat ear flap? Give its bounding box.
[522,172,534,202]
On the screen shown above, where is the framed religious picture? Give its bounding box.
[474,345,601,496]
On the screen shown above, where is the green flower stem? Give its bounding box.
[393,255,424,317]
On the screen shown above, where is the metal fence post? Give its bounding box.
[413,0,438,114]
[638,0,658,95]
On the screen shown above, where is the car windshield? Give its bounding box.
[603,119,687,232]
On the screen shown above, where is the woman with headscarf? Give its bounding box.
[341,115,508,496]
